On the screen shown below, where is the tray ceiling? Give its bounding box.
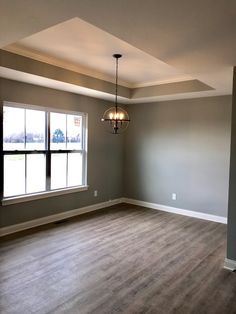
[1,0,235,103]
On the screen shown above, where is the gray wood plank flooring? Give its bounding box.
[0,203,236,314]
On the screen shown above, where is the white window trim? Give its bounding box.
[2,185,89,206]
[2,101,88,204]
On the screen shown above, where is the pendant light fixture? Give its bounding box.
[101,54,130,134]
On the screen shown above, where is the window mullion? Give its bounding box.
[25,154,27,194]
[66,153,69,187]
[81,115,84,151]
[0,105,3,200]
[24,108,26,150]
[46,112,51,191]
[66,114,68,149]
[82,114,86,185]
[24,109,27,193]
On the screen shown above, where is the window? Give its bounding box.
[2,102,87,203]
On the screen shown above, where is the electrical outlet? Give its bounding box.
[94,190,98,197]
[172,193,177,200]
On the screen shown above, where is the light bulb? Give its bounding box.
[119,113,124,120]
[109,113,113,119]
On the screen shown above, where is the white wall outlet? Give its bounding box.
[94,190,98,197]
[172,193,177,200]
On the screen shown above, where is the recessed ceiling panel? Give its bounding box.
[4,17,191,87]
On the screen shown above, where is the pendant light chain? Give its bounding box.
[115,56,118,132]
[115,56,118,114]
[101,54,130,134]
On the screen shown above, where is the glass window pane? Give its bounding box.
[67,115,82,150]
[51,153,67,189]
[3,106,25,150]
[26,154,46,193]
[26,109,46,150]
[4,155,25,197]
[68,153,83,187]
[50,113,66,150]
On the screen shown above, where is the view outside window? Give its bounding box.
[67,115,82,150]
[3,106,25,150]
[4,155,25,197]
[26,154,46,194]
[26,109,45,150]
[51,153,67,189]
[50,112,83,189]
[3,104,86,198]
[50,112,82,150]
[68,153,83,187]
[3,107,46,150]
[50,112,66,150]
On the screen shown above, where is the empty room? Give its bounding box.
[0,1,236,313]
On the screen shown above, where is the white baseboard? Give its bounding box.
[0,198,123,237]
[0,197,228,237]
[224,258,236,271]
[123,198,227,224]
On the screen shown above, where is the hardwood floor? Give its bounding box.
[0,203,236,314]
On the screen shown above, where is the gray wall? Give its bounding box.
[0,78,124,227]
[0,50,130,99]
[227,67,236,261]
[124,96,232,218]
[0,78,233,228]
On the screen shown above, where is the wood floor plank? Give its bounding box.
[0,204,235,314]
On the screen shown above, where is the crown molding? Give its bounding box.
[3,45,131,88]
[0,50,220,103]
[4,45,194,89]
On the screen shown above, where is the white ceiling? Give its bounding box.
[1,0,236,102]
[4,18,191,88]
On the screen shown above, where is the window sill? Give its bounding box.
[2,185,89,206]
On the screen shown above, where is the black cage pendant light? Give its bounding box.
[101,54,130,134]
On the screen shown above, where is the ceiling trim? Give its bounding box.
[3,44,130,88]
[0,49,130,98]
[4,44,193,88]
[130,76,193,88]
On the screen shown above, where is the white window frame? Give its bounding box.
[2,101,88,206]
